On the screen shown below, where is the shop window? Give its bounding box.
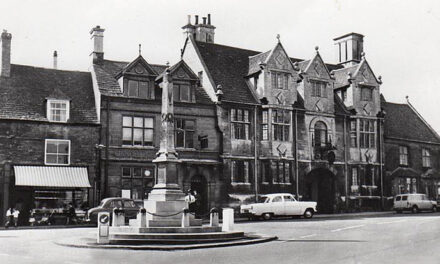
[399,146,409,166]
[271,72,289,90]
[121,166,155,200]
[174,83,192,102]
[45,139,70,165]
[272,160,292,184]
[122,116,154,146]
[311,81,327,98]
[422,148,431,168]
[361,87,373,101]
[360,119,375,148]
[231,160,252,184]
[350,120,357,147]
[261,110,268,140]
[175,118,195,148]
[272,109,290,141]
[127,80,152,99]
[47,99,69,122]
[231,108,250,140]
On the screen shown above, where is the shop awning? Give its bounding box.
[14,166,91,188]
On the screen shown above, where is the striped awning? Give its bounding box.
[14,166,91,188]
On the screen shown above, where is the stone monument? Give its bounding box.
[143,67,188,227]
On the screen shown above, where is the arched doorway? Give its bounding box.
[305,168,335,213]
[190,175,208,216]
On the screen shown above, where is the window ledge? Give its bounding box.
[175,147,197,151]
[272,182,292,185]
[231,182,251,186]
[120,145,156,149]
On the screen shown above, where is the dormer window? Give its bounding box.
[310,80,327,98]
[127,80,152,99]
[360,86,373,101]
[271,72,289,90]
[47,99,69,122]
[174,83,192,102]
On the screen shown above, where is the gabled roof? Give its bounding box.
[0,64,97,123]
[247,50,271,76]
[115,55,160,78]
[382,101,440,143]
[93,59,212,104]
[332,64,358,88]
[156,60,199,81]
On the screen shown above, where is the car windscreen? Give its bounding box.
[123,200,136,208]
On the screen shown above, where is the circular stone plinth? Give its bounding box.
[55,233,277,251]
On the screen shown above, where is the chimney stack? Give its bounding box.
[184,14,215,43]
[195,15,199,25]
[53,50,58,69]
[202,17,207,24]
[208,14,211,25]
[90,25,105,65]
[333,32,364,67]
[1,30,12,77]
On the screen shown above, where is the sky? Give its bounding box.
[1,0,440,133]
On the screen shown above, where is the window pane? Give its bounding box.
[122,168,131,178]
[58,142,69,154]
[128,80,139,97]
[176,130,184,147]
[139,81,150,99]
[173,85,179,102]
[186,131,194,148]
[144,118,153,128]
[46,154,58,164]
[185,120,195,130]
[231,109,236,121]
[57,155,69,164]
[46,142,57,153]
[133,168,142,178]
[144,129,153,145]
[133,128,143,145]
[123,116,132,127]
[179,84,190,102]
[133,117,143,127]
[237,109,243,121]
[122,128,132,143]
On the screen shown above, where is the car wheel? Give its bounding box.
[432,206,437,213]
[262,213,272,221]
[303,209,314,219]
[411,206,419,214]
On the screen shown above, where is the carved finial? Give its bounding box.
[315,46,319,53]
[166,61,170,67]
[347,72,352,79]
[378,75,382,83]
[276,34,280,43]
[361,52,366,60]
[405,95,409,103]
[139,44,141,56]
[293,61,299,71]
[216,85,223,102]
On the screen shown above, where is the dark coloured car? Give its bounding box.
[86,197,140,224]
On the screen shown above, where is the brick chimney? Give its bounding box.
[1,30,12,77]
[90,25,105,64]
[182,14,215,43]
[53,50,58,69]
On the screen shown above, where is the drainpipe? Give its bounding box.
[104,99,110,198]
[254,105,259,202]
[343,115,349,210]
[294,109,299,200]
[379,117,384,209]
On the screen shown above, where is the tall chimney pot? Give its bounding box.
[1,30,12,77]
[208,14,211,25]
[53,50,58,69]
[202,17,206,24]
[195,15,199,25]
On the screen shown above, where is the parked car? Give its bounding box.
[86,197,140,224]
[393,193,437,213]
[240,193,317,220]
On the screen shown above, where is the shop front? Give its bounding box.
[11,166,92,226]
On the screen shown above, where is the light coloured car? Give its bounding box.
[393,193,437,213]
[86,197,140,223]
[240,193,317,220]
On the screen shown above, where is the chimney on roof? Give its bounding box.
[90,25,105,65]
[333,32,364,67]
[184,14,215,43]
[1,30,12,77]
[53,50,58,69]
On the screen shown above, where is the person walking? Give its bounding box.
[12,208,19,227]
[185,190,196,212]
[5,207,14,228]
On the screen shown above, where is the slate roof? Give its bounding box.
[194,41,341,105]
[382,102,440,143]
[0,64,97,123]
[334,94,352,115]
[94,59,212,104]
[332,65,358,89]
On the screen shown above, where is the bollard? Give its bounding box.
[112,207,125,227]
[210,208,219,227]
[222,208,234,231]
[97,212,110,244]
[181,208,190,227]
[137,208,147,228]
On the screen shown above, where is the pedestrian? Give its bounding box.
[5,207,14,228]
[192,190,201,218]
[12,208,19,227]
[185,189,196,212]
[66,203,76,225]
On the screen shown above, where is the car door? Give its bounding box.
[123,200,138,218]
[271,196,285,216]
[284,195,301,215]
[421,195,430,210]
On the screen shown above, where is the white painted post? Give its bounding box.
[112,208,125,227]
[181,209,190,227]
[97,212,110,244]
[137,208,147,228]
[222,208,234,231]
[210,208,219,227]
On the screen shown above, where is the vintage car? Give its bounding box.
[240,193,317,220]
[393,193,437,213]
[85,197,140,224]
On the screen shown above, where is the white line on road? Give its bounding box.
[376,220,407,225]
[331,225,365,232]
[300,234,317,238]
